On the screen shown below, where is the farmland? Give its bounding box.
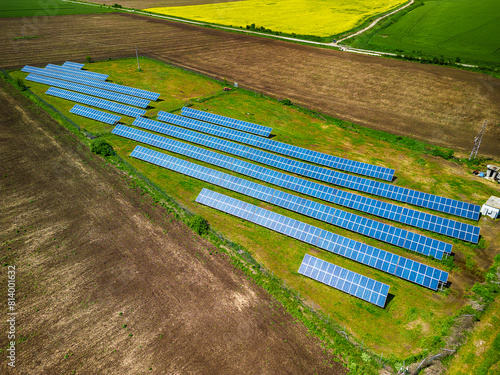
[8,57,500,360]
[0,13,499,158]
[349,0,500,64]
[0,0,114,18]
[144,0,408,37]
[0,73,347,374]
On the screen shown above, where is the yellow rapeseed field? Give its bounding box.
[145,0,408,37]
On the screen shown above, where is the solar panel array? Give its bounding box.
[46,88,146,118]
[21,66,160,101]
[45,63,108,81]
[62,61,84,70]
[299,254,389,308]
[156,112,479,219]
[125,120,480,243]
[114,126,452,259]
[26,74,150,108]
[159,110,395,181]
[194,187,448,290]
[70,104,121,125]
[182,107,272,137]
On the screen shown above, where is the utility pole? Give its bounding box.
[469,120,487,160]
[18,19,25,38]
[135,46,140,71]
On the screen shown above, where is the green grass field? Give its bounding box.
[0,0,114,18]
[9,58,500,360]
[349,0,500,64]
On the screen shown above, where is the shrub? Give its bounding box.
[90,138,115,157]
[279,98,293,106]
[16,78,27,91]
[188,215,209,235]
[86,55,93,63]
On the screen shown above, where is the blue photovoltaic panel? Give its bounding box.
[158,111,479,219]
[46,88,146,118]
[158,111,481,220]
[45,63,108,81]
[26,74,150,108]
[70,104,121,125]
[193,187,449,290]
[161,110,394,182]
[125,120,480,243]
[182,107,272,137]
[115,126,452,259]
[21,66,160,101]
[62,61,84,70]
[299,254,389,308]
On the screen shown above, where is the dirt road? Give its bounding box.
[0,79,345,374]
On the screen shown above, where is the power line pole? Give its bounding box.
[18,19,25,38]
[469,120,487,160]
[135,46,140,71]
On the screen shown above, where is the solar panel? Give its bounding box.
[123,120,480,243]
[46,88,146,118]
[182,107,272,137]
[62,61,84,70]
[21,66,160,101]
[45,64,108,81]
[299,254,389,308]
[119,129,452,259]
[70,104,121,125]
[194,187,448,290]
[26,74,150,108]
[161,110,394,181]
[157,112,479,220]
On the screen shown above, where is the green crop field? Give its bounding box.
[349,0,500,64]
[8,58,500,361]
[0,0,114,18]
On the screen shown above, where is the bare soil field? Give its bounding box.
[0,79,345,374]
[0,13,499,157]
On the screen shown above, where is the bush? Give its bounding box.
[16,78,27,91]
[86,55,93,63]
[279,98,293,106]
[188,215,209,235]
[90,138,115,157]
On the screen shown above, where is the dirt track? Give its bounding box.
[0,79,345,374]
[0,12,498,157]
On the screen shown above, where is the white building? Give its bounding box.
[481,196,500,219]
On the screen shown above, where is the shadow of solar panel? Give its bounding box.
[299,254,389,307]
[193,187,448,290]
[114,125,452,259]
[21,66,160,101]
[62,61,84,70]
[45,64,108,81]
[159,110,394,181]
[27,74,150,108]
[155,112,479,220]
[121,122,480,243]
[46,88,146,118]
[182,107,272,137]
[70,105,121,125]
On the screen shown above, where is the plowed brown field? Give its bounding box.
[0,12,499,157]
[0,78,346,374]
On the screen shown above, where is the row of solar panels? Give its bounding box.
[62,61,85,70]
[27,74,150,108]
[21,65,160,101]
[112,124,453,259]
[181,107,395,181]
[130,146,449,292]
[156,112,480,220]
[125,119,480,243]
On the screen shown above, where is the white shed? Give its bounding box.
[481,196,500,219]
